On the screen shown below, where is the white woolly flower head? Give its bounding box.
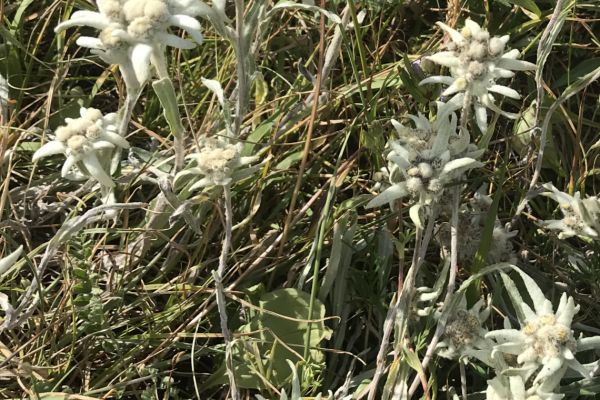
[366,109,482,227]
[32,107,128,187]
[55,0,206,89]
[175,137,259,190]
[437,295,494,361]
[539,183,600,240]
[420,19,536,132]
[486,270,595,396]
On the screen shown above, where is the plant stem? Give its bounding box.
[368,206,438,400]
[234,0,247,137]
[460,361,468,400]
[408,188,461,396]
[215,184,238,400]
[118,88,142,139]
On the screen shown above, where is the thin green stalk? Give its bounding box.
[303,129,352,362]
[347,0,373,117]
[234,0,248,137]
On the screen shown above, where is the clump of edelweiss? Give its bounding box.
[538,183,600,240]
[421,19,536,132]
[366,108,482,226]
[437,295,494,362]
[175,138,258,190]
[55,0,206,90]
[33,107,128,187]
[437,189,517,266]
[485,270,599,397]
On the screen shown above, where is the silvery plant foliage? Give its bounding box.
[420,19,536,132]
[366,108,482,226]
[32,107,128,188]
[55,0,206,91]
[538,183,600,240]
[437,189,517,265]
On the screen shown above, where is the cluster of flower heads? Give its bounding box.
[538,183,600,240]
[437,189,517,266]
[433,269,600,399]
[55,0,207,90]
[421,19,536,132]
[175,137,258,190]
[367,108,482,226]
[33,108,128,187]
[484,269,599,399]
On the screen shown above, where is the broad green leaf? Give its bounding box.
[555,58,600,88]
[152,78,184,138]
[494,0,541,18]
[275,151,303,170]
[205,288,331,389]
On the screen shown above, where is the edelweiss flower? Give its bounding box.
[437,295,494,361]
[421,19,536,132]
[539,183,600,240]
[486,271,593,395]
[55,0,206,89]
[437,189,517,265]
[175,138,258,190]
[366,109,482,225]
[33,107,129,187]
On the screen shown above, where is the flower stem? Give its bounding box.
[460,361,468,400]
[368,206,438,400]
[234,0,247,137]
[215,184,238,400]
[408,187,461,396]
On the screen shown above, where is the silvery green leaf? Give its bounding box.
[366,183,408,209]
[499,271,535,323]
[213,0,226,16]
[440,157,482,176]
[0,246,23,276]
[201,77,226,109]
[152,77,185,140]
[513,268,548,316]
[409,203,423,229]
[575,335,600,353]
[0,72,7,122]
[390,119,404,135]
[269,1,342,24]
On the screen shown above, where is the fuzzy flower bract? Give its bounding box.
[421,19,536,132]
[539,183,600,240]
[32,107,128,187]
